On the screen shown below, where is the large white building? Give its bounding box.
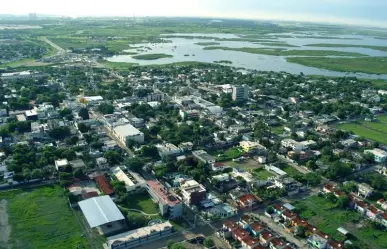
[365,148,387,163]
[232,85,249,102]
[113,124,144,144]
[111,166,145,192]
[107,221,173,249]
[0,71,44,81]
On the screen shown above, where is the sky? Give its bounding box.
[2,0,387,27]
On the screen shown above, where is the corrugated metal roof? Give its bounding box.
[78,196,124,228]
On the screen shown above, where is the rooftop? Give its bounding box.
[112,166,135,187]
[95,175,114,195]
[113,123,142,137]
[78,196,125,228]
[147,180,180,205]
[108,221,172,246]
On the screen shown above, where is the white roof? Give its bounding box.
[78,196,125,228]
[365,148,387,157]
[55,159,69,167]
[108,221,172,245]
[112,166,135,187]
[84,96,103,101]
[25,110,38,116]
[114,124,142,137]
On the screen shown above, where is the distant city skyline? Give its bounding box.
[1,0,387,28]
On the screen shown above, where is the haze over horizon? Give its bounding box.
[1,0,387,28]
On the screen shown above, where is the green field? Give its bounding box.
[287,56,387,74]
[294,196,385,249]
[203,46,367,57]
[253,168,274,180]
[121,193,158,214]
[100,60,138,69]
[305,43,387,52]
[0,187,89,249]
[132,53,173,60]
[338,119,387,144]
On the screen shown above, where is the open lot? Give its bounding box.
[0,186,88,249]
[337,121,387,144]
[252,168,275,180]
[224,159,260,171]
[294,196,386,249]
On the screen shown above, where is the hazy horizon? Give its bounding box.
[1,0,387,28]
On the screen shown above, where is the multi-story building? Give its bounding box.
[232,85,249,102]
[192,150,215,165]
[180,180,207,206]
[113,124,144,144]
[146,180,183,218]
[107,221,173,249]
[364,148,387,163]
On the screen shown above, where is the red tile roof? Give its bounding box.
[260,229,274,240]
[328,240,344,249]
[224,220,238,230]
[306,224,318,233]
[293,217,308,227]
[282,210,297,219]
[242,235,260,246]
[239,194,257,206]
[377,199,385,204]
[95,175,114,195]
[324,183,335,192]
[270,238,286,247]
[334,190,346,197]
[317,231,329,240]
[368,205,380,215]
[356,201,368,208]
[379,212,387,220]
[273,204,286,212]
[250,221,266,232]
[214,162,225,168]
[232,227,249,239]
[241,214,252,223]
[82,191,99,199]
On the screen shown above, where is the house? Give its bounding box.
[55,159,69,171]
[292,217,308,228]
[281,139,303,151]
[241,236,262,249]
[212,162,230,172]
[269,238,286,249]
[357,183,374,198]
[376,212,387,228]
[250,221,266,236]
[156,143,182,158]
[377,199,387,210]
[364,148,387,163]
[69,159,86,170]
[354,201,368,215]
[259,229,275,247]
[212,173,230,182]
[281,210,297,221]
[238,194,258,208]
[366,205,381,220]
[240,141,266,153]
[273,204,286,215]
[113,124,144,144]
[323,183,335,193]
[192,150,215,164]
[308,234,328,249]
[340,139,357,148]
[327,240,344,249]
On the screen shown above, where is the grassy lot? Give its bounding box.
[305,43,387,52]
[252,168,274,180]
[203,46,367,57]
[212,147,245,162]
[100,60,138,69]
[287,56,387,75]
[377,115,387,123]
[283,166,303,178]
[337,122,387,144]
[121,193,158,214]
[369,79,387,90]
[0,186,89,249]
[360,120,387,133]
[169,219,191,232]
[223,159,260,171]
[294,196,385,249]
[271,126,285,135]
[132,53,173,60]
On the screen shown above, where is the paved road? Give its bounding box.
[42,37,65,54]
